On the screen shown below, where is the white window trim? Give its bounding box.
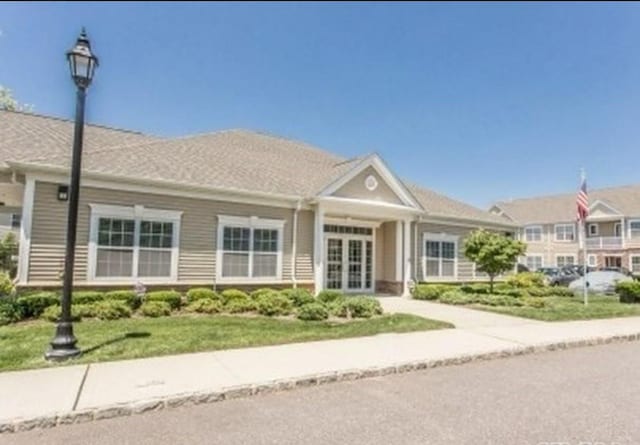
[555,254,576,267]
[524,225,543,242]
[588,223,599,237]
[587,254,597,267]
[88,204,182,283]
[630,254,640,274]
[628,219,640,238]
[216,215,285,283]
[554,223,576,242]
[525,255,543,271]
[614,222,622,237]
[421,232,458,280]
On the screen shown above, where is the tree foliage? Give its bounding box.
[0,86,32,112]
[463,229,526,292]
[0,232,19,278]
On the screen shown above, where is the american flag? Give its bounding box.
[576,175,589,222]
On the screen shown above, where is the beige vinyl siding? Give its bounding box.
[521,223,579,268]
[381,221,397,282]
[416,223,475,281]
[28,181,313,285]
[588,221,620,238]
[332,166,403,206]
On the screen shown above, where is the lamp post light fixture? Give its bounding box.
[45,28,98,361]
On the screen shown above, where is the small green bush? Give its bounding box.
[104,290,141,309]
[140,301,172,317]
[224,298,257,313]
[548,287,575,298]
[505,272,546,288]
[186,288,221,303]
[413,284,455,300]
[522,297,547,308]
[185,298,223,314]
[325,297,348,317]
[221,289,250,304]
[616,281,640,303]
[256,292,293,316]
[493,287,529,298]
[40,304,84,322]
[317,290,344,304]
[16,292,59,318]
[72,291,105,305]
[475,294,522,307]
[92,300,132,320]
[438,290,478,305]
[459,284,491,294]
[249,288,277,300]
[0,273,15,297]
[145,290,182,310]
[332,297,383,319]
[280,288,315,307]
[296,302,329,321]
[0,299,23,325]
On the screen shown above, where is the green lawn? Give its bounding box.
[0,313,452,372]
[471,295,640,321]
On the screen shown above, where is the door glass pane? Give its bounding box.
[348,240,362,289]
[326,238,342,290]
[365,241,372,289]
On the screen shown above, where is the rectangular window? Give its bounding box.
[555,224,575,242]
[90,205,180,281]
[10,214,21,229]
[218,216,284,280]
[524,226,542,242]
[588,224,598,236]
[587,254,597,267]
[556,255,576,267]
[525,255,543,271]
[631,256,640,274]
[423,235,457,278]
[629,221,640,238]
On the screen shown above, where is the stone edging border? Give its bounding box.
[2,332,639,434]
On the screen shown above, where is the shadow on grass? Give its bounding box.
[82,331,151,356]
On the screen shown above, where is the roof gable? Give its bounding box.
[588,200,622,218]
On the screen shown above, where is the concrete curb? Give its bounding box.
[2,332,639,434]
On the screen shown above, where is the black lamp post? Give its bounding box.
[45,28,99,361]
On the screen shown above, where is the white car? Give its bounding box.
[568,271,633,295]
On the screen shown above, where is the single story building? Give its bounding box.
[1,110,515,295]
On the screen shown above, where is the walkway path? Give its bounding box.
[2,298,640,433]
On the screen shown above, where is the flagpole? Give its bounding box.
[581,169,588,306]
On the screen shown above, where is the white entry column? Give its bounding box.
[313,204,325,295]
[402,219,412,297]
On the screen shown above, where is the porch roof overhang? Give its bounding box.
[314,196,422,221]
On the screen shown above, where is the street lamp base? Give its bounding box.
[45,321,81,361]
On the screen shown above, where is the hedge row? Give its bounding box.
[412,282,574,302]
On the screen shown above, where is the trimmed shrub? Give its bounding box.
[72,291,105,305]
[40,304,85,322]
[16,292,59,318]
[186,288,221,303]
[413,284,455,300]
[505,272,546,288]
[224,298,257,313]
[140,301,172,317]
[475,294,522,307]
[221,289,250,304]
[459,284,491,295]
[438,290,478,305]
[0,273,15,297]
[249,288,277,301]
[104,290,141,309]
[522,297,546,308]
[616,281,640,304]
[186,298,223,314]
[325,297,347,317]
[280,288,315,307]
[0,299,23,325]
[256,292,293,316]
[146,290,182,310]
[92,300,132,320]
[494,287,529,298]
[317,290,344,304]
[548,287,575,298]
[297,302,329,321]
[332,297,383,319]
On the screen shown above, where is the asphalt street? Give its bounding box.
[3,341,639,445]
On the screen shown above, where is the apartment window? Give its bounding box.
[423,233,457,278]
[10,213,21,229]
[555,224,575,242]
[524,226,542,242]
[89,204,181,281]
[629,221,640,238]
[588,224,598,236]
[630,256,640,274]
[218,215,284,280]
[556,255,576,267]
[525,255,543,271]
[587,254,597,267]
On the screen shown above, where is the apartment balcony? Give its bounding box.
[585,236,623,250]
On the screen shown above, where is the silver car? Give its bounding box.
[568,271,633,295]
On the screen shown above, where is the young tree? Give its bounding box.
[0,232,19,278]
[463,229,526,293]
[0,86,33,112]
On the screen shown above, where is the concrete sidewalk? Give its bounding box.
[2,299,640,433]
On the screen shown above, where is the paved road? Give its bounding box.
[4,342,639,445]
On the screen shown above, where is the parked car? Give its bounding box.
[597,266,634,277]
[568,271,633,295]
[537,267,580,286]
[516,263,530,273]
[562,265,596,277]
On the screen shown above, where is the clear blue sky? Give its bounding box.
[1,2,639,208]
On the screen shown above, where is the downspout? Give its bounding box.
[291,200,302,288]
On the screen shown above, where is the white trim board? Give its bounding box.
[17,176,35,284]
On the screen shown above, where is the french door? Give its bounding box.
[325,236,373,292]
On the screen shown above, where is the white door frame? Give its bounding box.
[323,233,375,293]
